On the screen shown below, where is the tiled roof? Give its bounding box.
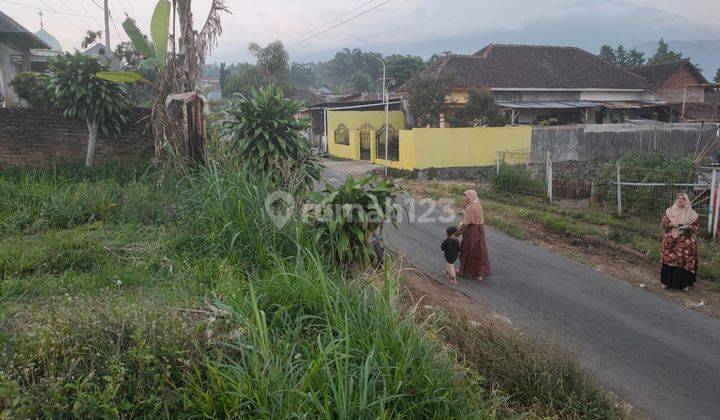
[425,44,650,90]
[0,10,51,50]
[629,60,708,89]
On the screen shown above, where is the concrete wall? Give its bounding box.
[531,122,718,162]
[0,107,154,167]
[409,126,532,169]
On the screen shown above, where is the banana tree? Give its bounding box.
[99,0,227,166]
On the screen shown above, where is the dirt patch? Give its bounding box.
[391,260,637,419]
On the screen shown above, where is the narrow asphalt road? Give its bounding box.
[324,167,720,420]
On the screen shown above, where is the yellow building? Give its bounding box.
[326,107,532,171]
[326,110,406,161]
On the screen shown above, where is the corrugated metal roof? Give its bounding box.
[496,100,666,110]
[496,100,601,109]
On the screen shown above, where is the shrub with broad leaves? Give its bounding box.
[222,84,323,192]
[307,175,402,266]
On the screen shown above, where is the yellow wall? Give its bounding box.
[400,126,532,170]
[374,130,415,170]
[326,109,531,171]
[327,110,405,160]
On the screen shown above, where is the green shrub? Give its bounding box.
[308,175,403,266]
[492,165,546,196]
[593,153,696,218]
[8,72,52,107]
[222,84,324,192]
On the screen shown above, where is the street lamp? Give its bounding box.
[376,57,389,177]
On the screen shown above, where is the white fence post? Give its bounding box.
[546,151,553,203]
[710,169,717,235]
[713,169,720,241]
[496,151,501,175]
[616,162,622,216]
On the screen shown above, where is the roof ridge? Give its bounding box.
[485,43,579,49]
[633,59,690,69]
[572,47,652,86]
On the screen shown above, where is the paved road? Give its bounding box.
[324,167,720,420]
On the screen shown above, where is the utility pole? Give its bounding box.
[376,57,388,176]
[104,0,110,50]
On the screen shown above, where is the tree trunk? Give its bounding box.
[86,120,99,167]
[186,97,206,166]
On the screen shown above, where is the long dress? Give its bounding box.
[457,223,490,278]
[660,215,699,289]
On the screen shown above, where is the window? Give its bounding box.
[334,124,350,145]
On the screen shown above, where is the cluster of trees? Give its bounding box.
[403,73,507,128]
[598,45,646,67]
[599,38,687,68]
[212,43,432,101]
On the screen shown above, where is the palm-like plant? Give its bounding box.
[222,85,324,191]
[48,53,129,166]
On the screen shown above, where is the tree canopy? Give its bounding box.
[48,52,129,165]
[386,54,426,89]
[598,44,645,67]
[404,72,453,127]
[647,38,684,65]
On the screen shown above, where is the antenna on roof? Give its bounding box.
[39,11,43,30]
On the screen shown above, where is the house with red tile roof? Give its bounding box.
[401,44,676,125]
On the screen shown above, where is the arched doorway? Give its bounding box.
[376,124,399,161]
[358,123,374,160]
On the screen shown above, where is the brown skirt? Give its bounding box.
[459,224,490,278]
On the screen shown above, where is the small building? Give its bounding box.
[83,43,122,70]
[404,44,665,125]
[306,97,404,152]
[629,60,717,121]
[0,10,51,105]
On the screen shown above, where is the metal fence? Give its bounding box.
[493,149,720,239]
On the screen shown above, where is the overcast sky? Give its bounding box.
[4,0,720,63]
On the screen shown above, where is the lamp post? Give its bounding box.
[376,57,389,176]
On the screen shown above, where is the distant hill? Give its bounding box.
[635,39,720,80]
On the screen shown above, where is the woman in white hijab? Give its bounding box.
[660,193,700,291]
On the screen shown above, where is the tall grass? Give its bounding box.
[1,163,628,418]
[1,164,495,417]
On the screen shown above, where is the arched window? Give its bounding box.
[334,124,350,145]
[376,124,399,161]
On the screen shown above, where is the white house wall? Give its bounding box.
[579,90,654,101]
[0,41,25,105]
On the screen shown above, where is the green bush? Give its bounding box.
[308,175,403,266]
[8,72,52,107]
[492,165,546,196]
[593,153,696,218]
[222,84,324,193]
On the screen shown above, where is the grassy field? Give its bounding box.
[0,164,625,418]
[400,179,720,289]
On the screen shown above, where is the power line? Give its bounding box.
[110,0,129,19]
[289,0,394,47]
[88,0,105,12]
[117,0,136,19]
[123,0,136,19]
[38,0,87,30]
[287,0,379,44]
[51,0,97,29]
[0,0,102,18]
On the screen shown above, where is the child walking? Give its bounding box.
[441,226,461,285]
